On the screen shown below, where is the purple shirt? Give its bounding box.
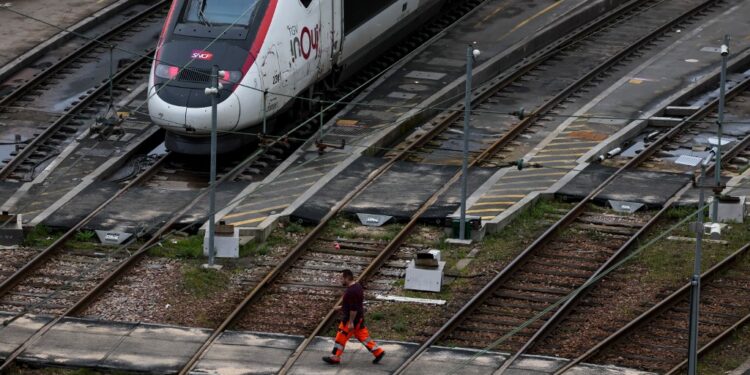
[342,282,364,323]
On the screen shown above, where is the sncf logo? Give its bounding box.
[191,50,213,61]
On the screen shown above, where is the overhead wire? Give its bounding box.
[1,3,747,370]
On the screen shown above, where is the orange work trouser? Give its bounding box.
[332,320,384,358]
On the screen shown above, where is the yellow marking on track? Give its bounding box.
[481,194,526,198]
[471,201,515,207]
[501,172,567,179]
[263,181,316,194]
[498,1,565,40]
[467,208,507,214]
[272,173,323,186]
[547,140,598,147]
[336,119,359,126]
[488,179,545,186]
[223,204,288,220]
[285,163,334,176]
[229,217,267,226]
[476,4,506,27]
[232,195,298,211]
[532,153,583,159]
[487,185,553,193]
[481,216,496,221]
[538,147,592,153]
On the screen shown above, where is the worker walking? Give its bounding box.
[322,269,386,365]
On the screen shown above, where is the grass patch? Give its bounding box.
[319,215,404,242]
[181,265,229,298]
[23,225,58,248]
[149,235,204,259]
[240,241,269,257]
[475,198,573,264]
[66,230,103,251]
[698,323,750,374]
[74,230,96,242]
[365,302,439,341]
[284,222,305,234]
[635,207,750,285]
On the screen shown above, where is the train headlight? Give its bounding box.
[219,70,243,85]
[155,64,180,79]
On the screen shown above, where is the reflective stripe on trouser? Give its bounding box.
[331,321,384,358]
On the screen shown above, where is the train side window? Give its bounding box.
[300,0,312,7]
[343,0,398,35]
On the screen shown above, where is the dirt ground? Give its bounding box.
[0,0,120,68]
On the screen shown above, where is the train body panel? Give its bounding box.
[148,0,445,154]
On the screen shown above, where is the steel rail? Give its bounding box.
[478,0,720,165]
[0,0,168,107]
[173,0,504,371]
[397,0,663,159]
[557,241,750,375]
[665,311,750,374]
[275,100,523,374]
[487,0,742,365]
[498,135,750,375]
[0,129,297,370]
[278,0,736,372]
[0,151,170,299]
[392,41,750,375]
[0,52,153,180]
[174,1,724,373]
[554,132,750,375]
[0,151,171,369]
[270,2,699,366]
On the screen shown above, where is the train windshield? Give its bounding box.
[182,0,263,27]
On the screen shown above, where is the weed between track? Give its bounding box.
[636,207,750,285]
[366,198,574,342]
[181,266,230,298]
[699,322,750,374]
[22,225,57,248]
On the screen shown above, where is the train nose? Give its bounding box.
[148,64,265,134]
[184,89,241,132]
[148,86,241,134]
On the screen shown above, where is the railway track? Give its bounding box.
[440,207,653,348]
[237,237,418,335]
[0,249,39,284]
[393,21,750,375]
[0,0,168,182]
[556,242,750,375]
[0,0,496,340]
[0,151,170,317]
[171,0,742,372]
[172,1,576,371]
[389,0,725,167]
[0,121,302,370]
[535,108,750,371]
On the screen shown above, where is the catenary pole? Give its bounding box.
[459,45,473,241]
[206,65,219,266]
[687,163,707,375]
[712,35,729,221]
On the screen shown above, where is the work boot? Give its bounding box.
[322,356,340,365]
[373,351,385,364]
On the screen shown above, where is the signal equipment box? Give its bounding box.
[405,250,445,293]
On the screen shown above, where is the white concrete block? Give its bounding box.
[405,261,445,293]
[203,228,240,258]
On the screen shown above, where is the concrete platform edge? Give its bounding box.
[356,0,625,158]
[0,0,138,83]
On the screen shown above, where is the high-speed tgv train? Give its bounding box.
[148,0,446,154]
